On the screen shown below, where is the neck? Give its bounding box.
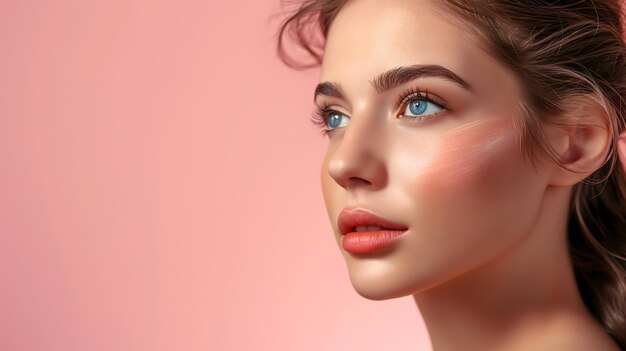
[413,186,596,351]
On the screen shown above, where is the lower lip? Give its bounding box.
[341,230,407,254]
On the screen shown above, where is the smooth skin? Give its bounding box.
[317,0,621,350]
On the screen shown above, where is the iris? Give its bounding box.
[405,97,444,117]
[409,99,428,115]
[328,113,344,128]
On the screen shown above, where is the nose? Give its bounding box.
[326,116,387,190]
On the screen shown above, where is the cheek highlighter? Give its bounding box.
[425,119,518,188]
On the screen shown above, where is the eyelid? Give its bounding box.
[317,100,350,114]
[395,86,448,112]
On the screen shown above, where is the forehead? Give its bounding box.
[320,0,513,98]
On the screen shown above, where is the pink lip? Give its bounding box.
[337,207,409,254]
[337,207,408,235]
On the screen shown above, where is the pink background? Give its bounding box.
[0,1,430,350]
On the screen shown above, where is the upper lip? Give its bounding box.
[337,207,408,235]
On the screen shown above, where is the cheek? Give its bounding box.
[394,119,523,204]
[380,119,543,292]
[424,119,520,190]
[396,118,539,253]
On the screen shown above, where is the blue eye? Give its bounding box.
[404,98,444,117]
[328,112,348,129]
[311,103,350,137]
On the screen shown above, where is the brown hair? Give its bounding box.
[275,0,626,348]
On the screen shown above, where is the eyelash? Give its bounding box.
[396,86,448,119]
[311,86,448,137]
[310,101,338,137]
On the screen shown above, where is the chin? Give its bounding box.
[353,287,413,301]
[347,269,427,301]
[344,256,464,301]
[351,279,427,300]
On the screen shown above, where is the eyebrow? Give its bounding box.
[313,81,346,101]
[313,64,473,102]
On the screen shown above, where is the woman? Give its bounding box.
[276,0,626,350]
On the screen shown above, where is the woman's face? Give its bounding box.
[319,0,552,299]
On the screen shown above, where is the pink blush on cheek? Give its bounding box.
[422,119,519,189]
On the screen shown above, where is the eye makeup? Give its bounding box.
[310,101,341,137]
[396,86,448,123]
[310,85,450,137]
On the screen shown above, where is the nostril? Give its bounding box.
[346,176,371,187]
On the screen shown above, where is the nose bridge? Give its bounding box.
[327,106,386,188]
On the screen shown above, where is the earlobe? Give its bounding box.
[547,95,612,187]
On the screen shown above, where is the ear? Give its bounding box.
[619,131,626,172]
[545,95,612,187]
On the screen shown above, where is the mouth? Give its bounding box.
[338,207,408,235]
[338,208,409,254]
[351,225,404,232]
